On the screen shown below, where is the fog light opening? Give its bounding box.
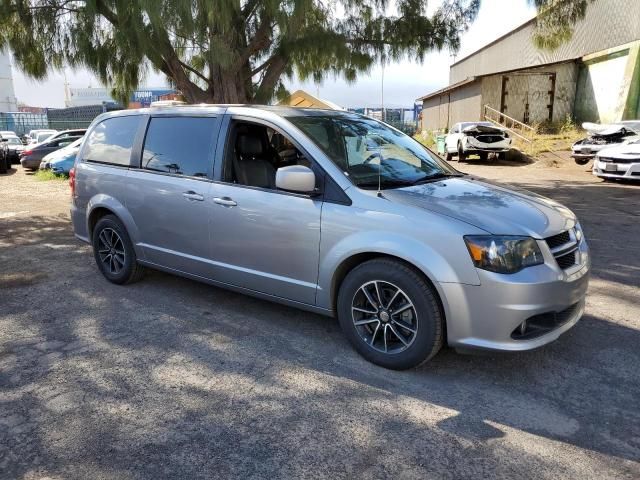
[519,320,527,336]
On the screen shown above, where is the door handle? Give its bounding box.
[213,196,237,207]
[182,191,204,201]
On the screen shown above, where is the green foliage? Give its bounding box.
[0,0,594,103]
[529,0,595,50]
[0,0,481,103]
[33,169,66,181]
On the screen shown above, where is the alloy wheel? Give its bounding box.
[351,280,418,354]
[97,227,126,275]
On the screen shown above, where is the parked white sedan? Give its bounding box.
[445,122,511,161]
[572,121,640,165]
[592,140,640,181]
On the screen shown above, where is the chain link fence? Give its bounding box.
[0,103,123,137]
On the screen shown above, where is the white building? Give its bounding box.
[0,49,18,112]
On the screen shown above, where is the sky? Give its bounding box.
[11,0,536,109]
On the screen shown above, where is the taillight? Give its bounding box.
[22,150,32,156]
[69,167,76,196]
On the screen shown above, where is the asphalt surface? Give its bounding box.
[1,161,639,479]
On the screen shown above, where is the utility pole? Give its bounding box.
[63,71,70,107]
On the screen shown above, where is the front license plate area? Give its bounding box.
[605,163,617,172]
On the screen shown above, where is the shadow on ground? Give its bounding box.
[1,181,639,478]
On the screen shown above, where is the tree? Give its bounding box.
[0,0,593,105]
[0,0,482,104]
[530,0,596,50]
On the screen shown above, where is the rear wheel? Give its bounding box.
[92,214,145,285]
[337,259,443,370]
[445,152,453,162]
[457,142,466,162]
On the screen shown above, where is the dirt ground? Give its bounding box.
[1,158,639,479]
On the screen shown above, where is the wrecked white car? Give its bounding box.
[445,122,511,162]
[592,140,640,181]
[572,121,640,165]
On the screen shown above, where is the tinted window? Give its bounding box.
[142,117,217,177]
[83,116,139,166]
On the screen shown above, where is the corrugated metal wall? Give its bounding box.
[450,0,640,84]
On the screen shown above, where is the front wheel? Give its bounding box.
[337,259,444,370]
[92,214,145,285]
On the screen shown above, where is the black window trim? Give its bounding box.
[131,113,222,181]
[212,114,343,201]
[80,113,143,168]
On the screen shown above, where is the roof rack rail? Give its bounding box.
[150,100,187,108]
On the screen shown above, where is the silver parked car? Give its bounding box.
[70,105,590,369]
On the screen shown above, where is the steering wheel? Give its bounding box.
[363,152,384,165]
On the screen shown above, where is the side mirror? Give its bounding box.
[276,165,316,194]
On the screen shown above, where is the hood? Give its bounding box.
[462,124,504,134]
[582,122,639,136]
[50,149,78,165]
[42,144,79,162]
[597,141,640,158]
[382,177,576,238]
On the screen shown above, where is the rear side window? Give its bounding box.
[83,116,139,166]
[142,117,217,177]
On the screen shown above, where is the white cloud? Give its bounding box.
[11,0,536,108]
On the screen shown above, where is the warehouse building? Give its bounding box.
[418,0,640,132]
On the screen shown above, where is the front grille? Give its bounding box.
[545,231,570,250]
[476,135,504,144]
[511,302,581,340]
[556,251,576,269]
[599,156,638,164]
[545,230,578,270]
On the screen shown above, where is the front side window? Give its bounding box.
[83,116,139,166]
[288,114,459,189]
[142,116,217,177]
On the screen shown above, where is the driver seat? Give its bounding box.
[233,133,276,189]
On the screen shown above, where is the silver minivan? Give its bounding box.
[70,105,590,369]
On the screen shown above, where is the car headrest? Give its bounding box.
[236,134,263,157]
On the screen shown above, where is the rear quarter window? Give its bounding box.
[83,116,140,166]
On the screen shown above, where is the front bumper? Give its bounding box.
[439,239,590,351]
[592,159,640,180]
[571,152,595,160]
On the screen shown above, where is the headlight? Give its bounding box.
[464,235,544,274]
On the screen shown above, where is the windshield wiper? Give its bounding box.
[410,172,464,185]
[356,179,416,189]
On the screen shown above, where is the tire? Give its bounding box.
[479,152,488,162]
[574,157,590,166]
[497,152,507,161]
[457,142,466,162]
[445,152,453,162]
[0,154,7,174]
[92,214,145,285]
[337,259,443,370]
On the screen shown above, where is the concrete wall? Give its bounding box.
[421,81,482,132]
[481,62,578,124]
[448,82,482,128]
[575,42,640,123]
[449,0,640,84]
[422,62,577,131]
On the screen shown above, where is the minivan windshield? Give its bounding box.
[288,114,460,189]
